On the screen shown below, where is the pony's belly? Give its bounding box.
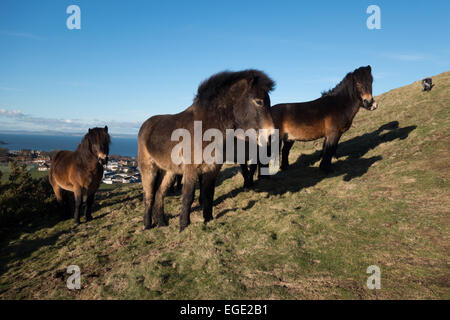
[282,117,324,141]
[152,156,184,174]
[153,157,219,175]
[286,126,323,141]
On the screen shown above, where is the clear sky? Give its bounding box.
[1,0,449,136]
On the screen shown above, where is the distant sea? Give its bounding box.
[0,133,138,157]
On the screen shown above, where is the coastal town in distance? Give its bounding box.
[0,143,141,185]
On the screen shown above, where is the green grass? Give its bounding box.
[0,71,449,299]
[0,164,48,183]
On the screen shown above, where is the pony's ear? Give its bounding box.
[366,65,372,72]
[104,125,108,133]
[229,79,249,100]
[89,128,92,134]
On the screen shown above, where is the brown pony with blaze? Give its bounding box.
[138,70,275,232]
[49,126,110,225]
[273,65,377,173]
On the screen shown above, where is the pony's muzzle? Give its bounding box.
[363,98,377,111]
[369,101,378,111]
[98,156,108,165]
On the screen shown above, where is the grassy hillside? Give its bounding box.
[0,72,449,299]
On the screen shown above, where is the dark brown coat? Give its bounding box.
[274,66,377,172]
[138,70,275,232]
[49,127,110,225]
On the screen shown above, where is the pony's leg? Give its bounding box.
[249,164,257,182]
[248,163,260,182]
[73,187,83,226]
[175,175,182,191]
[201,169,219,224]
[153,171,176,227]
[169,175,181,194]
[169,180,175,194]
[320,133,341,173]
[257,137,273,180]
[198,174,203,206]
[68,192,75,218]
[85,193,95,221]
[281,140,294,170]
[52,185,63,204]
[321,137,327,157]
[240,164,252,188]
[81,193,88,221]
[141,163,158,229]
[180,168,197,232]
[49,176,67,216]
[51,184,66,214]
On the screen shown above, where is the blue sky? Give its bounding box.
[0,0,449,135]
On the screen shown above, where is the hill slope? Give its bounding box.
[1,71,449,299]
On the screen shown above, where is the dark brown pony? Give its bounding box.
[49,127,110,225]
[138,70,275,232]
[274,65,377,173]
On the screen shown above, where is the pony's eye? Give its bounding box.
[253,98,264,107]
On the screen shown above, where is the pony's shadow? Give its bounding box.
[96,193,141,209]
[297,121,415,169]
[0,229,69,277]
[213,121,416,204]
[166,198,256,223]
[215,166,242,187]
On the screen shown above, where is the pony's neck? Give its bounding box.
[335,84,355,102]
[76,140,98,168]
[348,99,362,120]
[332,83,360,112]
[327,88,361,123]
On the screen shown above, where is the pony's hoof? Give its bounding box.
[144,224,153,230]
[179,223,190,232]
[203,217,213,224]
[243,181,254,189]
[157,221,168,228]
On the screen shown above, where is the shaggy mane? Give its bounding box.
[321,72,354,97]
[77,128,110,161]
[322,66,372,98]
[196,69,275,108]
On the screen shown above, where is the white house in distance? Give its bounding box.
[37,163,50,171]
[106,160,119,171]
[101,157,141,185]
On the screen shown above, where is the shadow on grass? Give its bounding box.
[96,185,141,202]
[96,193,141,209]
[0,185,140,275]
[0,229,70,276]
[212,121,417,207]
[295,121,416,168]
